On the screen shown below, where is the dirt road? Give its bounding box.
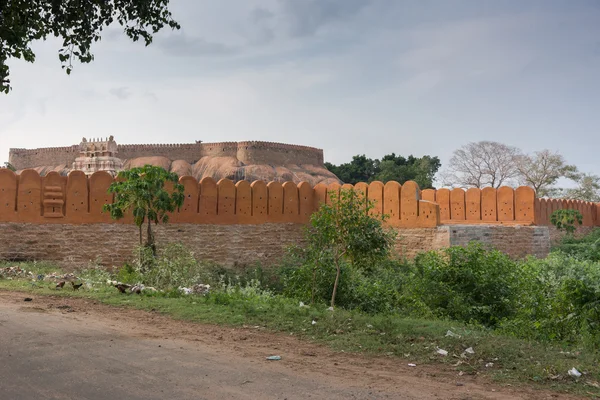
[0,291,577,399]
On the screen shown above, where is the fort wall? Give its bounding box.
[1,168,597,268]
[8,141,326,171]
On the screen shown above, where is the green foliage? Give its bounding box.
[302,189,395,307]
[2,162,16,171]
[552,228,600,262]
[501,253,600,347]
[119,243,210,289]
[550,209,583,234]
[409,243,521,327]
[103,165,184,252]
[1,0,180,93]
[325,153,441,188]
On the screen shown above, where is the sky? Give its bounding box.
[1,0,599,179]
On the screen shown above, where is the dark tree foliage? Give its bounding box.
[325,153,441,189]
[0,0,180,93]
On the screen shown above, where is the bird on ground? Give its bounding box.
[130,285,144,294]
[55,281,66,289]
[71,282,83,290]
[114,283,131,294]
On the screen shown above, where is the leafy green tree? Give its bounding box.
[325,153,440,188]
[306,189,395,308]
[2,162,16,171]
[1,0,180,93]
[375,154,440,189]
[103,165,184,255]
[325,155,377,184]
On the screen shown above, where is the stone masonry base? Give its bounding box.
[0,223,552,270]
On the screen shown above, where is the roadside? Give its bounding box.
[0,291,587,400]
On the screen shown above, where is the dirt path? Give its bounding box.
[0,291,578,400]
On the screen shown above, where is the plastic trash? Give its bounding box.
[445,330,460,338]
[436,348,448,356]
[266,356,281,361]
[485,362,494,368]
[312,320,317,325]
[464,347,475,355]
[408,363,417,367]
[568,367,582,378]
[327,306,334,311]
[178,287,192,295]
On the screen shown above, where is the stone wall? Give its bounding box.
[0,222,555,270]
[9,141,326,171]
[0,222,305,269]
[9,146,80,170]
[443,225,551,259]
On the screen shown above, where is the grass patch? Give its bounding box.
[1,263,599,397]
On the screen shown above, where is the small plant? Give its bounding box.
[103,165,185,257]
[300,189,395,308]
[550,209,583,234]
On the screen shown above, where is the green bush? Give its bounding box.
[124,243,212,289]
[552,227,600,262]
[408,243,521,327]
[501,253,600,347]
[280,253,414,314]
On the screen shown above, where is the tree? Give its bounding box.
[103,165,184,256]
[564,173,600,202]
[325,155,377,185]
[375,154,440,189]
[306,189,395,308]
[2,162,16,171]
[325,153,440,188]
[1,0,180,93]
[515,150,578,197]
[442,141,521,188]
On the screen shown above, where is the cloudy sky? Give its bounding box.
[1,0,599,178]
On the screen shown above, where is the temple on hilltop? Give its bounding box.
[8,137,341,186]
[72,136,123,176]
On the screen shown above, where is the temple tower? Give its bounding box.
[72,136,123,176]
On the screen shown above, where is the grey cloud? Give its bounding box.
[279,0,371,37]
[244,7,276,45]
[251,7,274,23]
[109,87,132,100]
[158,31,236,57]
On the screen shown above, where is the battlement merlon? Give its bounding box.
[9,140,326,171]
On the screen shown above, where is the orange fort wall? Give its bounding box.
[1,169,598,228]
[0,171,440,227]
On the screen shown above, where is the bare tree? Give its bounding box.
[515,150,578,197]
[564,173,600,202]
[442,141,521,188]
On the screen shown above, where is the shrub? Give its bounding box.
[124,243,211,289]
[501,253,600,347]
[300,188,396,307]
[552,227,600,262]
[281,255,414,314]
[550,209,582,234]
[408,243,521,327]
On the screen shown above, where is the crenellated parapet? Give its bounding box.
[9,139,326,172]
[0,169,439,227]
